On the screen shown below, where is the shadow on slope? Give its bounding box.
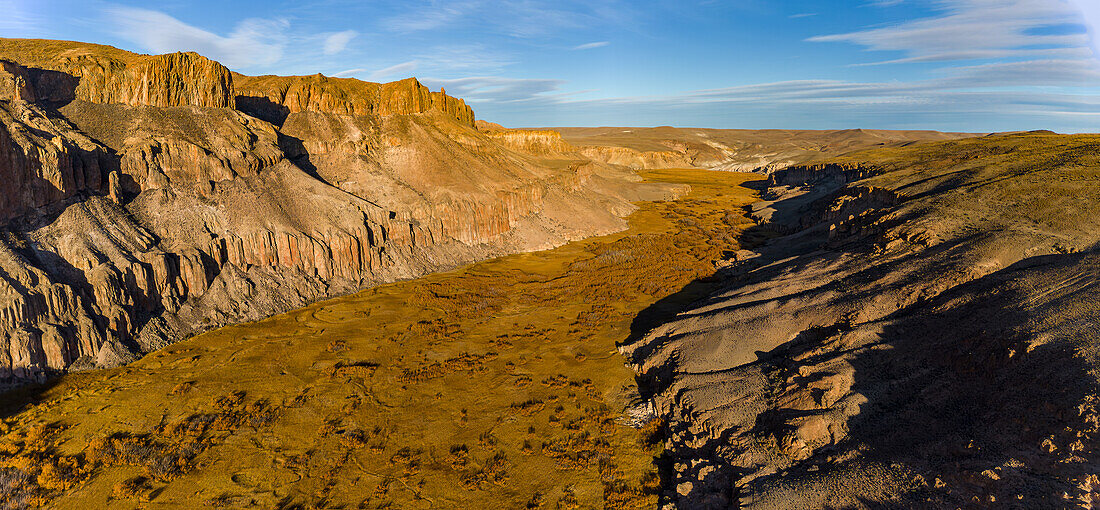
[746,250,1100,508]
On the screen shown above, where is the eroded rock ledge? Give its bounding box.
[0,39,680,387]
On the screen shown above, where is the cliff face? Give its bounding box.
[480,128,575,154]
[1,45,233,108]
[0,100,107,221]
[235,74,474,126]
[578,145,694,169]
[0,38,678,387]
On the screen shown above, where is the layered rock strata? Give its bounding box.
[0,39,678,387]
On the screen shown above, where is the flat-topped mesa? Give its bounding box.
[101,51,234,108]
[481,129,575,155]
[379,80,474,125]
[235,74,475,126]
[0,42,234,108]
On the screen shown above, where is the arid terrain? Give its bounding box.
[1,36,1098,510]
[540,126,977,172]
[624,132,1100,508]
[0,38,680,388]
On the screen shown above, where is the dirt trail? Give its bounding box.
[0,169,762,509]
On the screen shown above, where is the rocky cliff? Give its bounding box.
[0,40,233,108]
[235,74,474,126]
[479,128,575,155]
[0,39,679,387]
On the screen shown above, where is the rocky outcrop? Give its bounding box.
[235,75,474,126]
[0,101,107,221]
[2,49,233,108]
[765,161,880,188]
[482,129,574,155]
[77,51,234,108]
[578,145,694,169]
[57,100,284,193]
[0,38,678,388]
[0,60,36,102]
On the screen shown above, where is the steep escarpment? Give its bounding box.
[0,39,233,108]
[0,100,108,221]
[0,39,679,387]
[479,128,574,155]
[235,74,474,126]
[623,132,1100,508]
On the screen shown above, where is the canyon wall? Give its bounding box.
[0,40,679,387]
[235,74,474,126]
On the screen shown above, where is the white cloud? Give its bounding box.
[1070,0,1100,59]
[420,77,566,102]
[810,0,1088,63]
[413,44,515,73]
[0,0,38,33]
[323,30,357,55]
[384,0,635,38]
[333,68,367,78]
[107,6,287,69]
[368,61,420,81]
[573,41,609,50]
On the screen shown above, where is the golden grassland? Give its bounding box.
[0,169,763,509]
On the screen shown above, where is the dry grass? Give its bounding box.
[0,168,762,508]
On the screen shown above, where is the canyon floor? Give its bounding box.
[0,168,765,509]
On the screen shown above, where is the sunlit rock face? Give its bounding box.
[0,39,678,387]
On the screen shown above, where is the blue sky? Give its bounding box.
[3,0,1100,132]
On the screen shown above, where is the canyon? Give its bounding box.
[0,38,682,388]
[1,36,1097,510]
[0,38,970,390]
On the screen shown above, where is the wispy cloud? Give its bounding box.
[323,30,357,55]
[333,68,366,78]
[0,1,39,33]
[106,6,288,69]
[384,0,635,38]
[454,58,1100,131]
[420,77,566,102]
[1070,0,1100,59]
[573,41,609,50]
[789,13,817,19]
[810,0,1088,63]
[413,44,515,73]
[368,61,419,81]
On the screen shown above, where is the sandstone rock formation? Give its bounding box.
[0,39,678,388]
[235,74,473,125]
[622,132,1100,508]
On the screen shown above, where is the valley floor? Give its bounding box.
[0,169,763,509]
